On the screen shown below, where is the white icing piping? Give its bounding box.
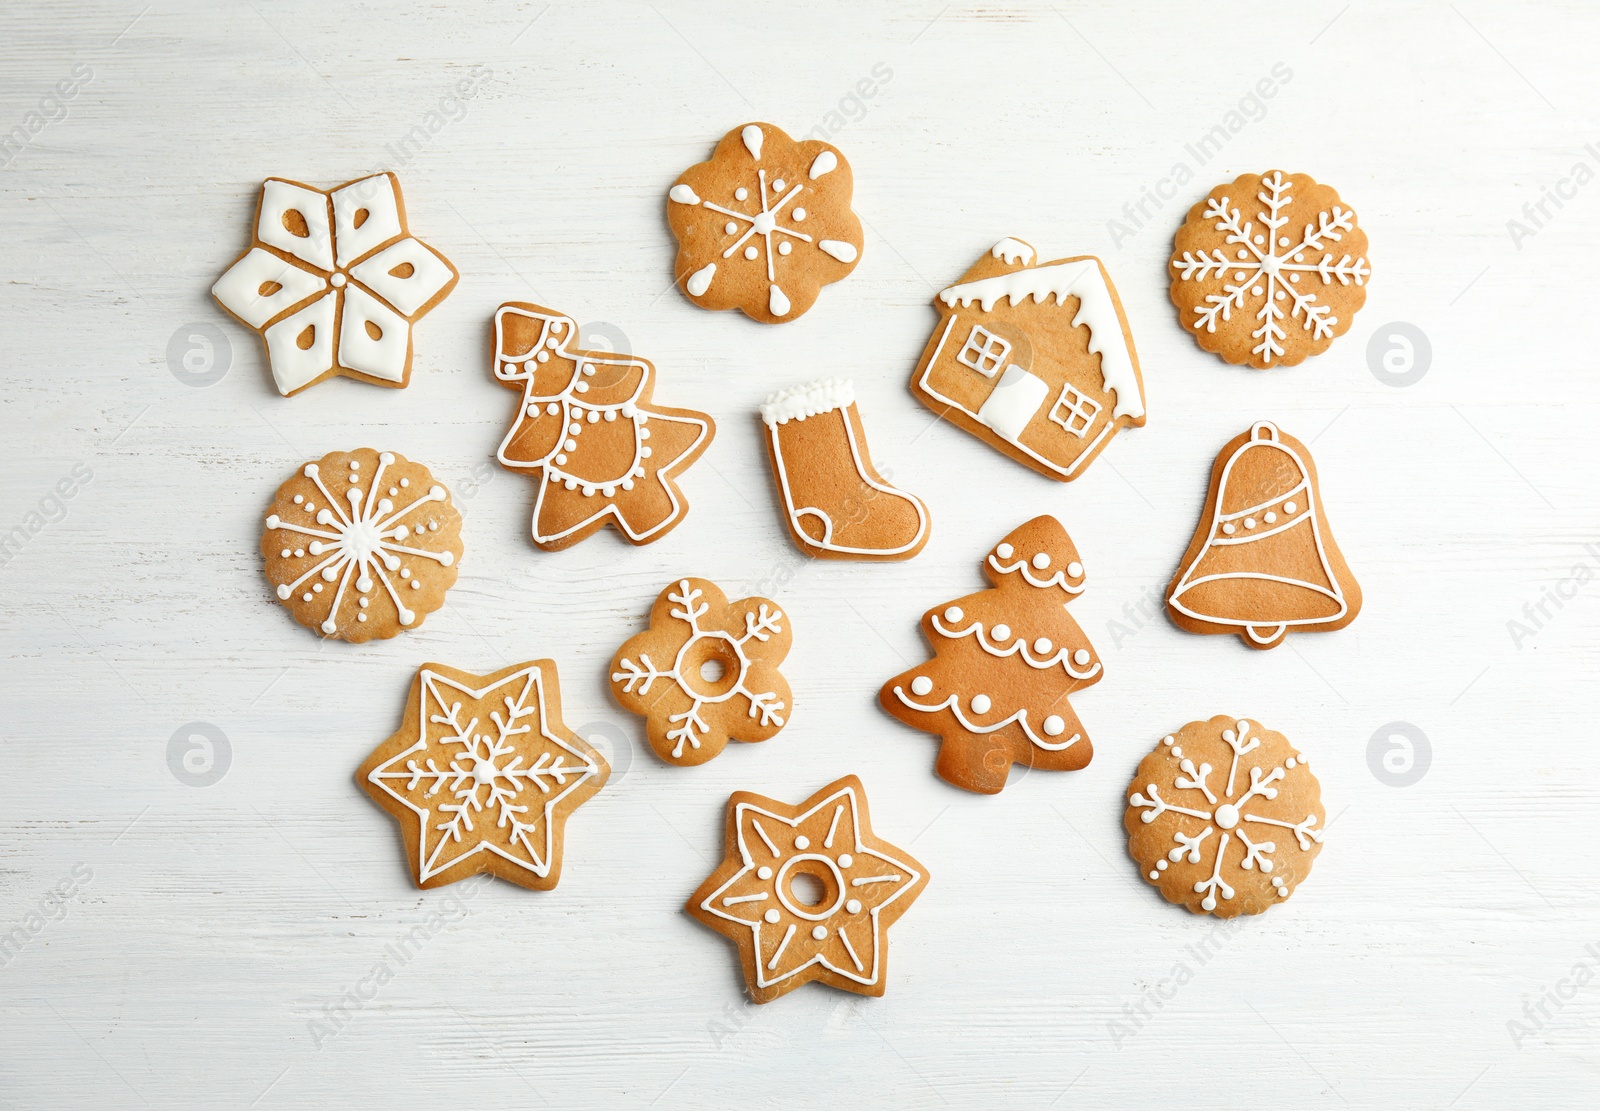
[929,615,1100,679]
[991,237,1034,265]
[760,376,855,425]
[890,686,1082,753]
[986,553,1086,594]
[938,259,1144,420]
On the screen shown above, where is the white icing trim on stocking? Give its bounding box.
[762,377,928,557]
[263,291,337,394]
[889,686,1082,752]
[212,248,327,329]
[938,258,1144,419]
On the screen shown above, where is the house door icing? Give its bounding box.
[975,365,1048,444]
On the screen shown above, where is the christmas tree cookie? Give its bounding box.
[1170,170,1370,368]
[761,377,930,560]
[260,448,461,643]
[1125,717,1325,917]
[687,775,927,1003]
[609,578,791,766]
[908,238,1146,481]
[1167,421,1360,649]
[358,660,608,891]
[667,122,863,323]
[879,516,1102,794]
[491,301,714,551]
[213,173,458,396]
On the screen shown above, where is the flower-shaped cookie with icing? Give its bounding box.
[213,173,458,396]
[610,578,791,766]
[1125,716,1325,917]
[667,122,863,324]
[261,448,462,643]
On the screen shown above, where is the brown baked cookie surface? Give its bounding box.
[1125,716,1325,917]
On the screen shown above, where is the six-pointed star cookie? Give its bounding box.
[213,172,458,396]
[358,660,608,891]
[688,775,927,1003]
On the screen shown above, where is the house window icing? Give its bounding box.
[956,324,1010,378]
[1049,382,1102,438]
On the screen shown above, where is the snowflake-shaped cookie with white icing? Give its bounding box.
[260,448,461,643]
[359,660,607,890]
[667,122,863,324]
[213,173,458,395]
[1124,715,1325,917]
[609,578,791,766]
[1170,170,1369,368]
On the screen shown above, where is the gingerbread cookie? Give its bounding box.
[909,239,1145,481]
[261,448,461,642]
[491,301,714,551]
[880,516,1101,794]
[761,378,929,560]
[1167,421,1360,650]
[667,122,862,323]
[1125,717,1325,917]
[1170,170,1369,368]
[213,173,458,396]
[359,660,608,890]
[688,775,926,1003]
[610,578,790,765]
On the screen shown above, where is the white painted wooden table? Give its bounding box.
[3,2,1597,1106]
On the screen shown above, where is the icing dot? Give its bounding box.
[304,503,315,512]
[744,246,758,261]
[1279,236,1290,247]
[301,593,312,602]
[910,676,933,696]
[1234,271,1246,281]
[1157,859,1169,871]
[971,694,992,714]
[547,402,560,415]
[503,361,518,375]
[991,624,1011,641]
[1222,523,1236,535]
[1172,747,1183,758]
[576,381,589,393]
[1067,561,1083,577]
[838,854,852,868]
[359,597,369,609]
[587,410,600,424]
[293,549,304,558]
[1298,754,1308,763]
[724,221,737,234]
[349,460,359,470]
[1285,501,1297,513]
[388,487,398,496]
[1214,804,1240,830]
[331,272,346,287]
[565,438,577,451]
[1290,274,1301,283]
[537,350,549,362]
[605,410,617,422]
[428,521,438,532]
[1032,553,1051,570]
[1275,289,1286,300]
[794,835,810,850]
[1162,736,1175,746]
[1265,512,1277,524]
[280,548,290,558]
[1253,235,1264,245]
[735,187,748,200]
[1073,649,1091,666]
[321,619,337,634]
[1244,517,1256,529]
[410,580,420,589]
[1286,757,1297,769]
[996,543,1014,558]
[356,613,367,622]
[292,495,303,504]
[527,404,541,418]
[568,422,581,434]
[757,866,773,880]
[641,446,653,458]
[550,321,564,334]
[640,428,651,439]
[1033,638,1052,654]
[773,178,786,192]
[1150,871,1160,881]
[1043,715,1065,736]
[943,606,963,623]
[811,925,827,941]
[1236,249,1248,259]
[845,899,861,914]
[400,478,409,487]
[764,909,780,923]
[793,207,806,221]
[779,242,792,255]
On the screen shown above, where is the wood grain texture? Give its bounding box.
[2,1,1597,1107]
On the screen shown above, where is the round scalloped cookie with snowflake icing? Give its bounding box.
[667,122,863,324]
[1170,170,1369,368]
[261,448,462,643]
[1124,716,1325,917]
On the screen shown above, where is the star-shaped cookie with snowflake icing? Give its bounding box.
[688,775,927,1003]
[1170,170,1369,368]
[667,122,863,324]
[359,661,608,891]
[1124,715,1325,917]
[213,172,458,396]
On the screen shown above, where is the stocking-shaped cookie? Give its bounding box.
[761,378,930,561]
[492,302,715,551]
[879,516,1102,794]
